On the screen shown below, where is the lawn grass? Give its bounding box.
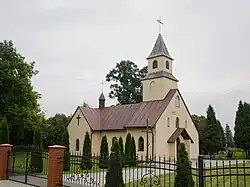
[125,162,250,187]
[11,152,105,176]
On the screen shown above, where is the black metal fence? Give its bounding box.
[63,153,250,187]
[5,147,250,187]
[7,145,48,187]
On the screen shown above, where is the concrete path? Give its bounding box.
[0,180,33,187]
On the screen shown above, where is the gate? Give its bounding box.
[7,145,48,187]
[63,154,179,187]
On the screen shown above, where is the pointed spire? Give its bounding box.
[147,34,173,60]
[99,92,105,100]
[99,92,105,109]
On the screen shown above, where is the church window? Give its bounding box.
[152,60,158,69]
[149,81,155,91]
[138,136,144,151]
[76,139,80,151]
[176,117,179,128]
[175,96,180,107]
[185,120,187,128]
[167,117,170,127]
[166,61,169,69]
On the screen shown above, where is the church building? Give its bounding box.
[67,33,199,159]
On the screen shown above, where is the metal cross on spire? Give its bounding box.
[156,16,164,34]
[101,80,105,92]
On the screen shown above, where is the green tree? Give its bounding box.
[118,137,125,166]
[80,131,92,170]
[234,102,250,157]
[105,60,147,105]
[225,124,234,148]
[0,117,9,144]
[234,101,246,152]
[61,127,70,171]
[174,143,194,187]
[191,114,207,154]
[0,40,41,145]
[105,138,124,187]
[217,120,226,151]
[124,133,132,164]
[99,136,109,169]
[128,137,136,167]
[203,105,221,155]
[43,113,70,147]
[30,128,43,173]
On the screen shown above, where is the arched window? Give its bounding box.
[185,120,187,128]
[166,61,169,69]
[149,81,155,92]
[138,137,144,151]
[176,117,179,128]
[152,60,158,69]
[76,139,80,151]
[167,117,170,127]
[175,96,180,107]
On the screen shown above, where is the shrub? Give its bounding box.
[61,127,70,171]
[80,131,92,170]
[128,136,136,167]
[174,143,194,187]
[99,136,109,169]
[119,137,124,166]
[105,138,124,187]
[124,133,132,164]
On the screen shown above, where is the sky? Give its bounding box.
[0,0,250,129]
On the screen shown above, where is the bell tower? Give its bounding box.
[142,33,178,101]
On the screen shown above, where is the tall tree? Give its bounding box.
[80,131,92,170]
[0,40,41,145]
[203,105,221,154]
[234,102,250,157]
[0,117,9,144]
[124,133,132,164]
[174,143,194,187]
[217,120,226,151]
[105,138,124,187]
[61,127,70,171]
[225,124,234,148]
[191,114,207,154]
[105,60,147,105]
[99,136,109,169]
[234,101,246,151]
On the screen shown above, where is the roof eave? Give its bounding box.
[146,54,174,60]
[142,75,179,82]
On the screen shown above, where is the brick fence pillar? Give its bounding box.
[0,144,13,180]
[47,145,65,187]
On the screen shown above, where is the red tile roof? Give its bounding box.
[79,89,177,131]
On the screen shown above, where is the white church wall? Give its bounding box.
[68,107,91,153]
[155,91,199,159]
[143,77,177,101]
